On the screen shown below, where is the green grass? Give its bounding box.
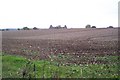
[2,53,119,78]
[2,54,28,78]
[0,52,2,78]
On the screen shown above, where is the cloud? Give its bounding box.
[0,0,119,28]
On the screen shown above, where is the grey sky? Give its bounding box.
[0,0,119,29]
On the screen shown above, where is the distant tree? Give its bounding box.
[6,29,9,31]
[57,25,61,29]
[33,27,38,30]
[2,29,5,31]
[86,24,91,28]
[64,25,67,29]
[18,28,20,30]
[49,25,53,29]
[23,27,29,30]
[108,26,113,28]
[91,26,96,28]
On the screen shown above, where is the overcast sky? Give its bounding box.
[0,0,119,29]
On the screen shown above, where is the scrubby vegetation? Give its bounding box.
[86,24,91,28]
[2,53,119,78]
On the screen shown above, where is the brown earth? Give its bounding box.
[2,28,119,64]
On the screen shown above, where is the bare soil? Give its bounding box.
[2,28,118,64]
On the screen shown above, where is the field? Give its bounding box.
[2,28,119,78]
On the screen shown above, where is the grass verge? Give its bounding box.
[2,53,119,78]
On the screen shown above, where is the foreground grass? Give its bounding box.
[2,54,119,78]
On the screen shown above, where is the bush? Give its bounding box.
[23,27,30,30]
[86,24,91,28]
[108,26,113,28]
[33,27,38,30]
[18,28,20,30]
[92,26,96,28]
[6,29,9,31]
[2,29,5,31]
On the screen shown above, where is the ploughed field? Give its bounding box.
[2,28,118,65]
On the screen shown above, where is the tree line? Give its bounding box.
[85,24,114,28]
[17,27,39,30]
[0,25,114,31]
[49,25,67,29]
